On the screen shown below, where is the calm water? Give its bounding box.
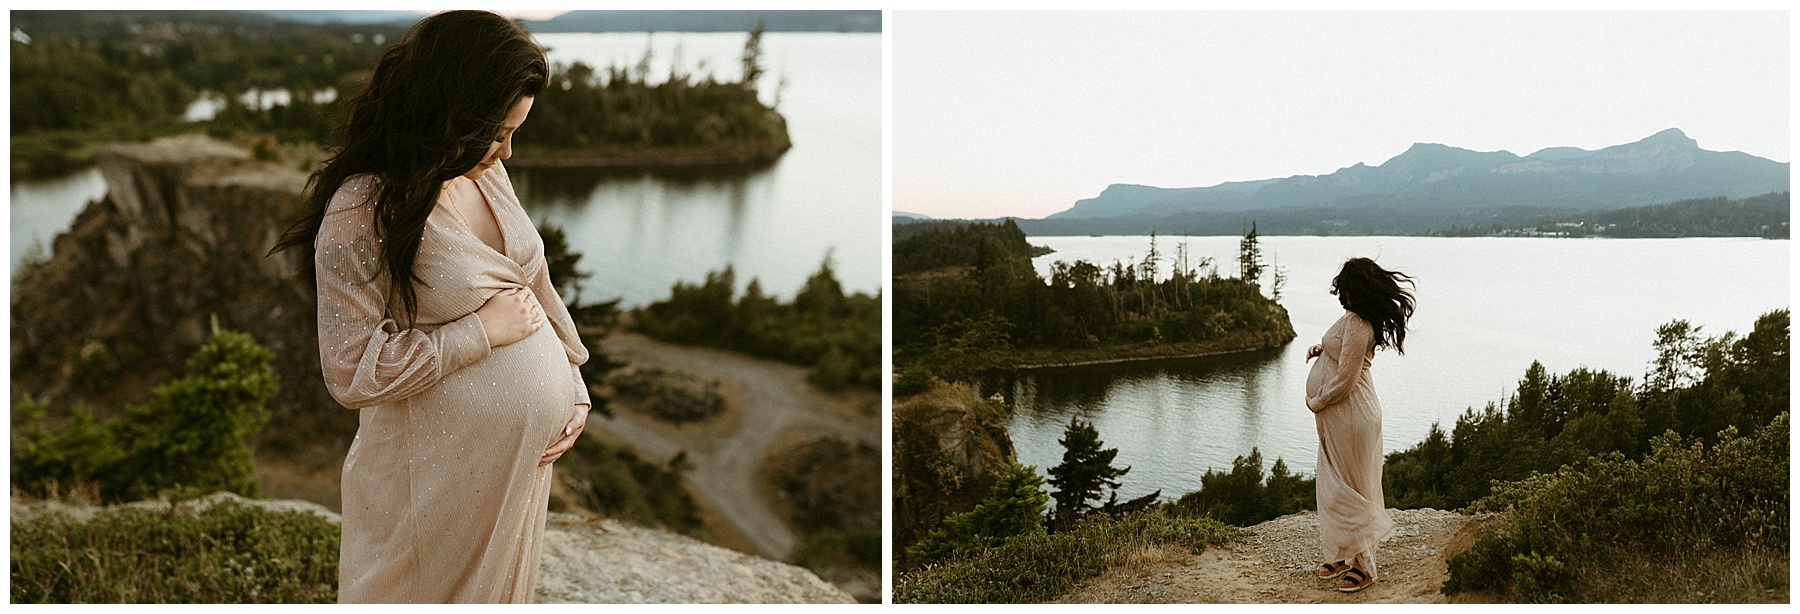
[8,32,881,308]
[520,32,882,307]
[1002,235,1790,502]
[8,167,106,270]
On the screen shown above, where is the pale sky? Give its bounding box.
[892,11,1791,220]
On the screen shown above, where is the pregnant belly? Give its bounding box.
[413,324,575,449]
[1305,356,1332,399]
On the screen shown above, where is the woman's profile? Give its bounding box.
[1303,257,1413,593]
[273,10,589,603]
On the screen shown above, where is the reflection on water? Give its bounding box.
[520,32,881,308]
[997,348,1302,504]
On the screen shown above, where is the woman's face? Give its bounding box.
[463,96,534,181]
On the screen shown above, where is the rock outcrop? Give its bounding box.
[892,381,1016,553]
[9,135,345,456]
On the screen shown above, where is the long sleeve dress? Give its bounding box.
[1304,312,1395,577]
[314,161,590,603]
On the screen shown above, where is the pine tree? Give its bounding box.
[904,461,1049,565]
[1239,221,1265,287]
[1047,417,1129,529]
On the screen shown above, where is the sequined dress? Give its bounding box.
[314,161,589,603]
[1304,311,1395,578]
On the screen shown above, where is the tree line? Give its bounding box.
[11,11,786,176]
[632,261,881,391]
[893,220,1295,388]
[1435,192,1790,239]
[1383,309,1789,511]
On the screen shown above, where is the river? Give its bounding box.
[999,234,1789,502]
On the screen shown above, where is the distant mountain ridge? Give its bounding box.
[1049,129,1789,222]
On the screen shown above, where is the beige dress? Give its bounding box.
[1305,312,1395,577]
[314,161,590,603]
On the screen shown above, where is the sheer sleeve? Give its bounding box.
[314,177,492,409]
[528,260,591,408]
[1308,315,1374,411]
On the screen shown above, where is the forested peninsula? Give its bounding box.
[892,220,1295,388]
[10,11,789,178]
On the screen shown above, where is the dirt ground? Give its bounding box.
[1058,508,1508,604]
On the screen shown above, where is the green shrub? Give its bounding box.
[635,261,880,390]
[10,499,340,603]
[905,460,1049,566]
[776,438,881,574]
[1171,448,1315,526]
[13,318,277,502]
[894,510,1240,603]
[606,368,725,423]
[1443,413,1789,602]
[556,436,702,535]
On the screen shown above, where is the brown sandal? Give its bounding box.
[1337,567,1372,593]
[1317,561,1349,579]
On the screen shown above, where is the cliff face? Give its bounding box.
[892,382,1016,553]
[9,135,346,457]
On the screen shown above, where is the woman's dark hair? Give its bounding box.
[273,10,545,324]
[1331,257,1415,354]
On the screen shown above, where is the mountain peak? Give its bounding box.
[1637,127,1698,148]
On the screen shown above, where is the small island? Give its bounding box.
[891,219,1296,390]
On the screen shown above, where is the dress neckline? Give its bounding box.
[442,175,510,259]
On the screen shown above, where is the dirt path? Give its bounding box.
[590,333,879,561]
[1059,508,1503,603]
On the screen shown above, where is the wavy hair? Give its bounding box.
[273,10,545,325]
[1331,257,1416,354]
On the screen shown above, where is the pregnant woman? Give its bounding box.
[273,11,589,602]
[1303,257,1413,593]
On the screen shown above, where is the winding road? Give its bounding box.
[589,333,879,560]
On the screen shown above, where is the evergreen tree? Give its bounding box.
[1238,221,1265,288]
[904,461,1049,565]
[1047,417,1129,529]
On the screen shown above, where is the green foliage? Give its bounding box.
[1046,417,1130,529]
[633,260,880,390]
[1383,310,1787,511]
[10,499,340,603]
[606,368,724,423]
[10,13,399,175]
[525,30,786,153]
[1172,448,1316,526]
[775,438,882,574]
[1238,222,1264,286]
[894,510,1241,604]
[12,320,277,502]
[556,435,703,535]
[894,222,1294,382]
[905,461,1049,566]
[1442,413,1788,602]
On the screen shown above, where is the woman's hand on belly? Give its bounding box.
[539,403,590,467]
[475,287,545,348]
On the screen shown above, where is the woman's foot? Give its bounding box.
[1316,561,1349,579]
[1337,567,1373,593]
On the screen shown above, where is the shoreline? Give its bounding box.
[1008,332,1295,371]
